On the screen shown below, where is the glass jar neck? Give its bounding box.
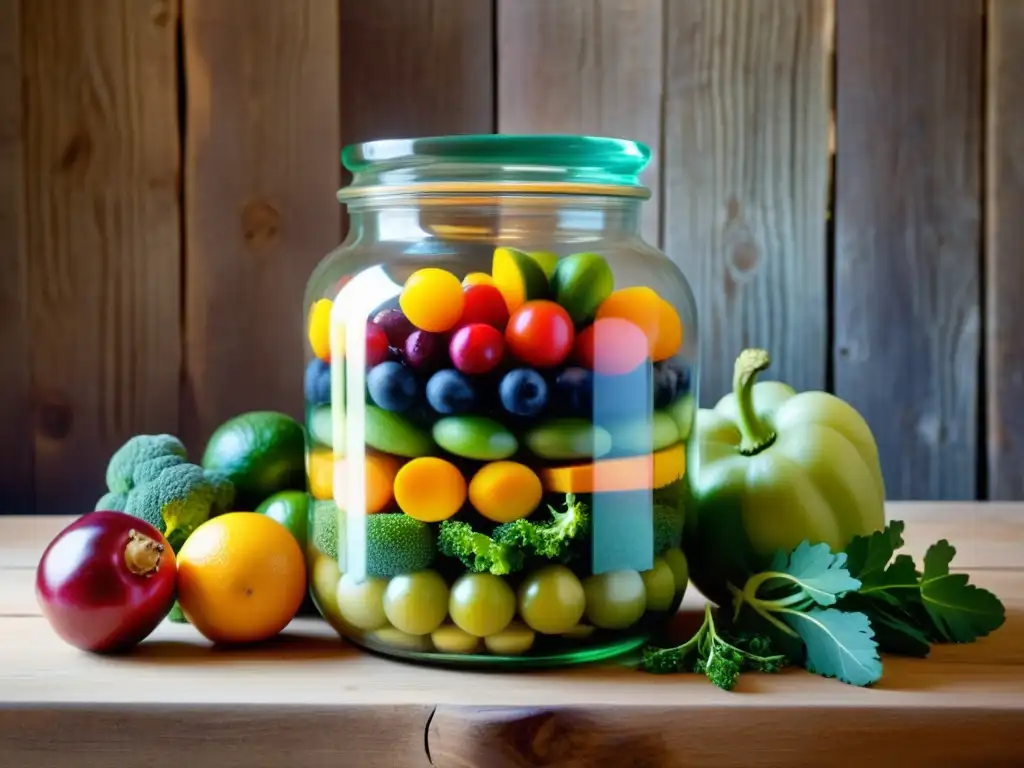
[343,195,643,246]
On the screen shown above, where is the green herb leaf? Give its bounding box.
[843,521,906,588]
[837,592,932,657]
[781,608,883,687]
[919,540,1006,643]
[763,540,861,606]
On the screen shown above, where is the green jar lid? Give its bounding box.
[338,134,652,200]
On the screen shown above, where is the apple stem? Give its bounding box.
[124,530,164,577]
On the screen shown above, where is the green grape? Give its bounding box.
[431,623,482,654]
[517,564,586,635]
[484,621,536,655]
[640,557,676,611]
[662,547,690,595]
[367,625,433,652]
[582,569,647,630]
[336,573,389,631]
[448,572,516,638]
[383,570,449,636]
[311,554,342,621]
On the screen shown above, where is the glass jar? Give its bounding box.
[303,135,699,667]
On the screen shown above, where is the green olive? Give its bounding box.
[640,557,676,611]
[336,573,388,631]
[517,564,586,635]
[311,555,343,621]
[582,570,647,629]
[448,572,516,638]
[484,621,536,655]
[383,569,449,636]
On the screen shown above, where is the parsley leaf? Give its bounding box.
[837,592,932,657]
[782,608,883,686]
[746,541,861,608]
[843,520,907,589]
[920,540,1006,643]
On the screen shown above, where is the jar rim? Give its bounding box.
[338,134,652,201]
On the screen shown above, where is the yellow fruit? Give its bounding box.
[310,554,343,624]
[462,272,494,287]
[399,268,464,333]
[308,299,333,361]
[176,512,307,645]
[468,461,542,523]
[393,457,467,523]
[334,452,400,514]
[307,448,335,501]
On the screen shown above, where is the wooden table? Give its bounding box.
[2,504,1023,768]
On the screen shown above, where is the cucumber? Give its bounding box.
[604,411,680,456]
[432,416,518,461]
[308,405,334,450]
[525,418,613,460]
[365,405,434,458]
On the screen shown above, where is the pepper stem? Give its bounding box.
[124,529,164,577]
[732,348,777,455]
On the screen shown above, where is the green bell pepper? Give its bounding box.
[683,348,886,606]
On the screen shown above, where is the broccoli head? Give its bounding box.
[437,520,524,575]
[106,434,187,494]
[95,491,127,512]
[493,493,590,561]
[365,513,435,578]
[205,470,236,517]
[311,500,341,559]
[132,454,187,486]
[653,503,685,555]
[123,462,215,551]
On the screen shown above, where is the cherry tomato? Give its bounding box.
[459,284,510,330]
[505,300,575,369]
[449,323,505,375]
[573,317,650,375]
[366,323,390,368]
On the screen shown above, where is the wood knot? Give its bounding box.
[35,393,73,440]
[241,200,281,249]
[58,131,93,175]
[150,0,171,27]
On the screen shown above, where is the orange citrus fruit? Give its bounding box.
[176,512,307,644]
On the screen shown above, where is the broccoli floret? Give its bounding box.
[95,491,127,512]
[311,500,341,559]
[123,463,214,550]
[438,520,525,576]
[493,493,590,562]
[653,503,685,555]
[205,470,236,517]
[105,434,188,494]
[132,454,187,486]
[366,513,435,578]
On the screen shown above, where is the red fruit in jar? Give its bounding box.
[366,323,390,368]
[35,511,177,654]
[450,323,505,375]
[505,300,575,369]
[459,284,510,330]
[372,307,417,348]
[574,317,650,375]
[405,329,446,371]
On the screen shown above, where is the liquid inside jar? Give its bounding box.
[304,245,695,667]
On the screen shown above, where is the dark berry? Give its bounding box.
[405,330,446,371]
[372,307,417,348]
[304,358,331,406]
[499,368,549,417]
[653,361,681,409]
[366,360,419,412]
[425,369,477,415]
[553,366,594,416]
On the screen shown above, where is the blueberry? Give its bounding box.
[425,369,477,415]
[499,368,549,417]
[367,361,419,412]
[653,362,681,409]
[552,366,594,416]
[304,358,331,406]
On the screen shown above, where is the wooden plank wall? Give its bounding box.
[0,0,1020,513]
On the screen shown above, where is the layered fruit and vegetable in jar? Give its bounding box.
[301,136,699,667]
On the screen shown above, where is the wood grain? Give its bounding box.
[662,0,832,404]
[0,0,32,514]
[497,0,663,245]
[20,0,183,515]
[986,0,1024,501]
[834,0,983,501]
[180,0,341,452]
[0,706,433,768]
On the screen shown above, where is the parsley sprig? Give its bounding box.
[639,519,1007,690]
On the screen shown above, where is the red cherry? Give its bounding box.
[573,317,649,375]
[449,323,505,375]
[505,300,575,369]
[459,284,510,330]
[366,323,390,368]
